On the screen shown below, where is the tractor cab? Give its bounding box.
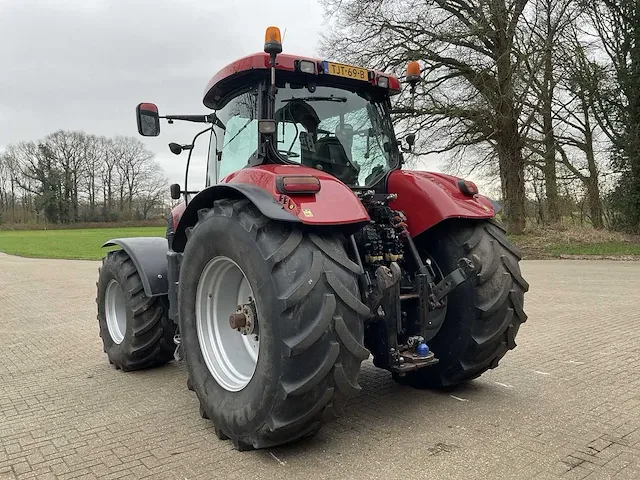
[136,27,412,199]
[203,50,403,188]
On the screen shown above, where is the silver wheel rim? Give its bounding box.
[105,279,127,344]
[196,256,259,392]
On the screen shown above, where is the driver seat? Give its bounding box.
[313,137,359,184]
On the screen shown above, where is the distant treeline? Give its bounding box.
[0,130,168,225]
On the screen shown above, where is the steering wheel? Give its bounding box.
[278,150,300,158]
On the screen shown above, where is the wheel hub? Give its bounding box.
[105,279,127,344]
[229,300,257,335]
[195,256,259,392]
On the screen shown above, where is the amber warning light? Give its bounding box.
[264,26,282,55]
[407,61,421,84]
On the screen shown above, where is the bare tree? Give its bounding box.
[136,166,168,219]
[101,138,120,219]
[0,154,12,222]
[521,0,580,224]
[551,28,607,228]
[586,0,640,231]
[45,131,90,223]
[321,0,532,233]
[82,134,106,220]
[113,136,156,219]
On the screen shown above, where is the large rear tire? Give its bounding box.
[178,199,370,450]
[96,250,176,371]
[397,220,529,388]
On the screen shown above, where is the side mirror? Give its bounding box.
[169,143,183,155]
[136,103,160,137]
[170,183,181,200]
[406,134,416,148]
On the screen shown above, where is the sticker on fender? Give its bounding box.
[302,209,313,217]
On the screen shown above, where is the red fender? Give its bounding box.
[169,165,369,252]
[170,165,369,231]
[222,165,370,226]
[387,170,495,237]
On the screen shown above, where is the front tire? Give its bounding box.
[398,220,529,388]
[178,199,370,450]
[96,250,176,371]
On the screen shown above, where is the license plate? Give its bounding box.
[324,62,368,81]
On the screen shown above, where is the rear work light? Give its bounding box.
[276,175,321,194]
[458,179,479,196]
[377,76,389,88]
[258,119,276,134]
[296,60,317,74]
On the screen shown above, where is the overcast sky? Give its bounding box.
[1,0,456,193]
[0,0,328,187]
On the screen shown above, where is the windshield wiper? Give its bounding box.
[283,96,347,103]
[223,118,253,148]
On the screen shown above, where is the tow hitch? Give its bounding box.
[390,257,476,376]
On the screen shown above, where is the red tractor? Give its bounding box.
[96,27,528,450]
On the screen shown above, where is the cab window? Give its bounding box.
[208,90,258,184]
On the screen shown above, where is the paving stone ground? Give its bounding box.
[1,253,639,480]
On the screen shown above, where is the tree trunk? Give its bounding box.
[494,25,527,235]
[543,110,560,224]
[583,116,603,229]
[72,172,79,222]
[586,177,603,229]
[542,29,560,225]
[627,8,640,230]
[10,178,16,223]
[496,106,526,234]
[499,147,527,234]
[88,172,95,217]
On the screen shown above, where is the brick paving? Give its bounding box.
[1,252,639,479]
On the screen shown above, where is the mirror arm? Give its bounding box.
[162,114,208,123]
[160,113,226,130]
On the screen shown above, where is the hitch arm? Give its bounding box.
[431,257,476,303]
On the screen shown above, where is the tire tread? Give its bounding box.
[186,200,368,449]
[400,220,527,388]
[97,250,175,372]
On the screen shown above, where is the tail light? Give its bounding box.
[457,179,479,196]
[276,175,321,194]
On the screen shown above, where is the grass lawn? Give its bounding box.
[1,224,638,261]
[545,242,640,256]
[0,227,165,260]
[510,226,640,259]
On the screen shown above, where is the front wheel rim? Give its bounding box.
[105,279,127,344]
[195,256,259,392]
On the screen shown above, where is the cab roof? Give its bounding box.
[203,52,401,110]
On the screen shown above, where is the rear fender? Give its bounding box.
[387,170,495,237]
[172,165,370,252]
[103,237,169,297]
[223,165,370,226]
[172,183,299,252]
